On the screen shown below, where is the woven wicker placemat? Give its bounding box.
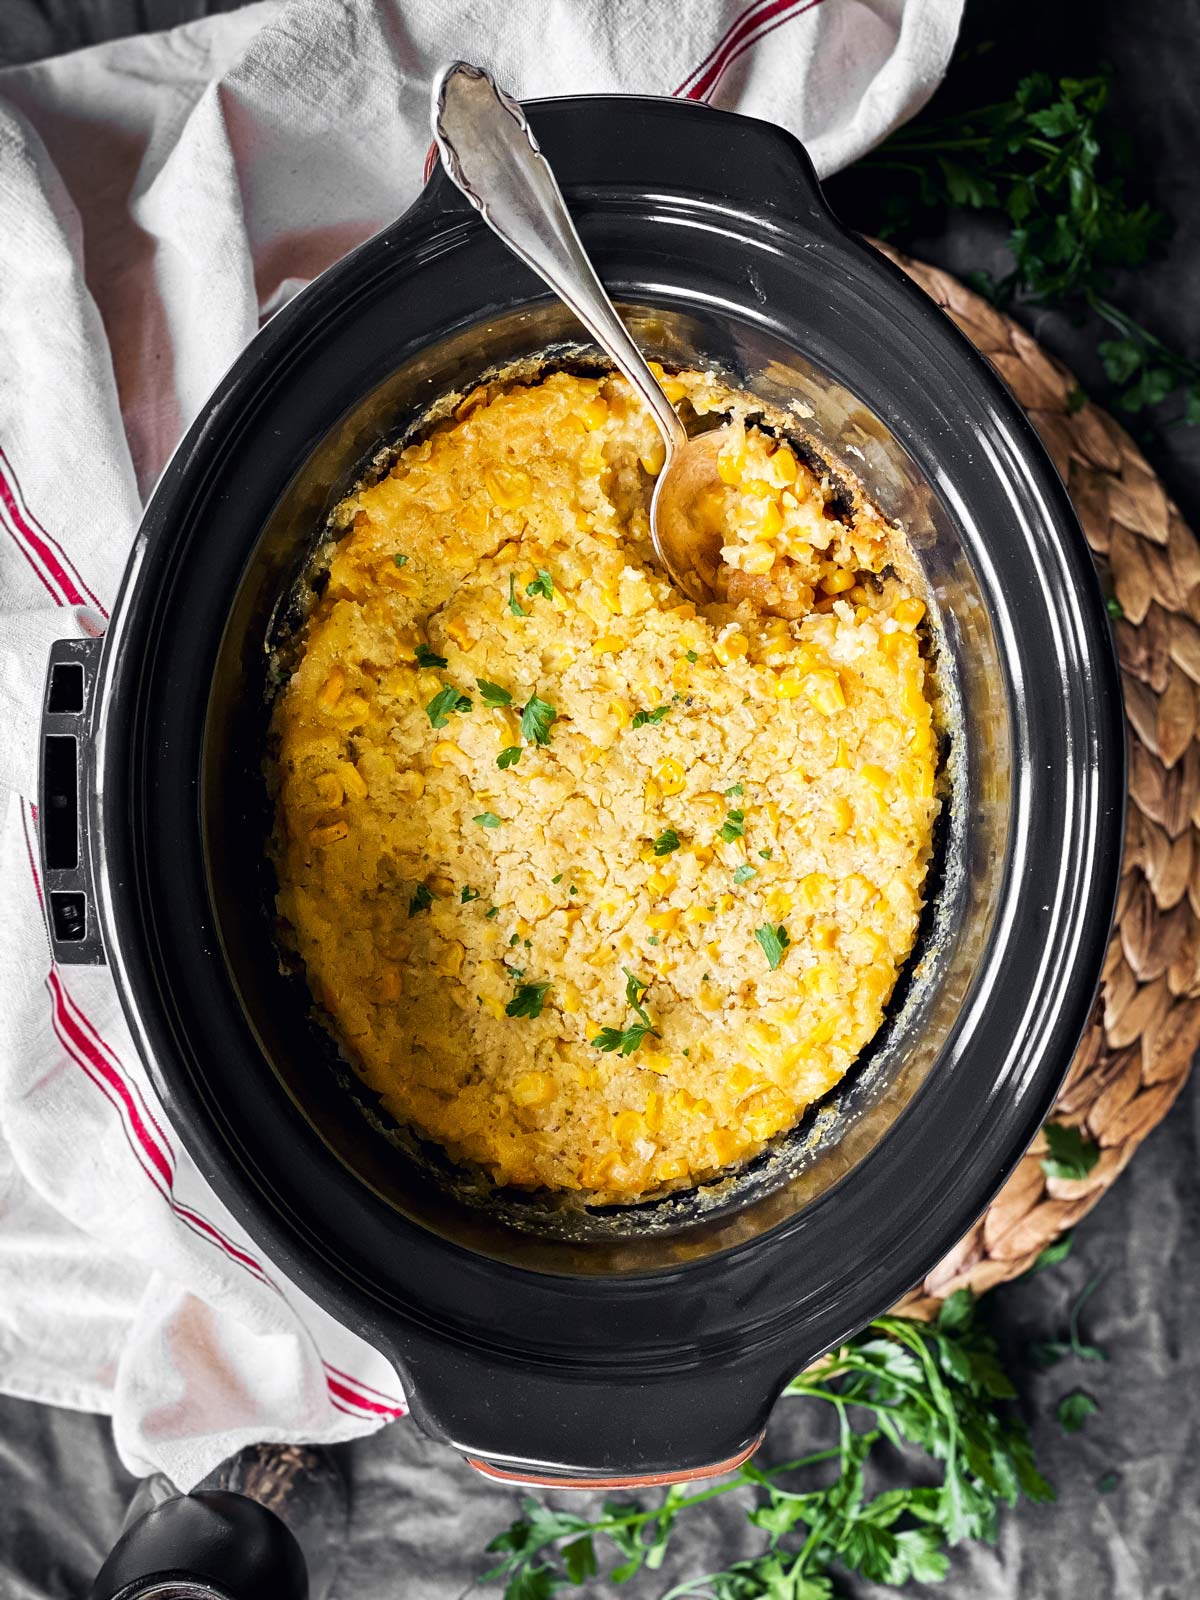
[866,245,1200,1318]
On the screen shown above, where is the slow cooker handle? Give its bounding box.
[37,635,106,966]
[414,93,842,242]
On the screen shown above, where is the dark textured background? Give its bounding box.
[1,3,1197,1597]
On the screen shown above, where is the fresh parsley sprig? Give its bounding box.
[859,69,1200,424]
[480,1291,1052,1600]
[592,967,661,1056]
[506,980,552,1020]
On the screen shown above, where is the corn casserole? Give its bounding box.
[270,368,940,1201]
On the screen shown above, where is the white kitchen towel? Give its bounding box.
[0,0,963,1489]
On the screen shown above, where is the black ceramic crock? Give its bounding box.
[38,95,1125,1486]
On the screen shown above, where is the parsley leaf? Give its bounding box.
[622,967,653,1027]
[414,643,447,670]
[630,705,671,729]
[485,906,499,918]
[733,864,757,885]
[1041,1122,1100,1180]
[653,828,681,856]
[507,573,529,617]
[425,684,472,728]
[720,808,746,842]
[724,783,743,797]
[476,679,513,707]
[551,873,563,884]
[520,694,558,747]
[686,650,699,663]
[591,1022,658,1056]
[408,883,435,917]
[1057,1390,1100,1434]
[393,552,408,567]
[497,746,522,769]
[1028,1272,1107,1368]
[755,923,791,970]
[1106,595,1124,620]
[473,812,502,829]
[525,569,554,600]
[460,886,481,903]
[506,980,552,1020]
[1029,1232,1073,1274]
[758,848,773,860]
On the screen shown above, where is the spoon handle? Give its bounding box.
[431,61,687,454]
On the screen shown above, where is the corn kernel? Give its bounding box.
[341,763,369,801]
[434,943,465,978]
[716,894,735,913]
[369,966,403,1003]
[608,698,632,728]
[613,1109,645,1144]
[713,630,749,666]
[647,360,666,380]
[683,905,714,925]
[833,739,852,770]
[848,584,869,605]
[655,757,686,796]
[740,544,776,576]
[646,870,676,897]
[656,1154,689,1181]
[771,445,798,484]
[455,385,488,419]
[860,763,890,794]
[774,673,806,699]
[717,448,744,486]
[316,668,345,709]
[308,820,348,847]
[647,909,680,934]
[513,1072,556,1108]
[822,569,856,596]
[662,377,687,404]
[581,395,608,430]
[830,796,853,835]
[429,740,460,768]
[803,669,846,715]
[643,1091,664,1130]
[444,614,476,649]
[593,634,625,655]
[894,595,926,627]
[640,1052,672,1076]
[707,1127,742,1164]
[314,772,344,807]
[767,889,793,919]
[640,438,666,476]
[758,499,784,540]
[484,466,532,509]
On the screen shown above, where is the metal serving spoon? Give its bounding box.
[431,60,728,606]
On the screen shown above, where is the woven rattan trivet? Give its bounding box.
[862,245,1200,1318]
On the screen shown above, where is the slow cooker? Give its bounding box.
[38,94,1124,1487]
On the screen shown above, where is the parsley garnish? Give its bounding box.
[506,980,551,1020]
[630,705,671,729]
[414,643,447,670]
[496,746,522,769]
[569,884,578,895]
[724,783,743,797]
[1057,1391,1100,1435]
[1028,1272,1107,1368]
[507,574,529,617]
[733,864,757,885]
[460,886,481,903]
[476,679,513,707]
[652,828,681,856]
[525,569,554,600]
[520,693,557,747]
[591,967,660,1056]
[861,70,1200,425]
[425,684,472,728]
[479,1287,1053,1598]
[686,650,698,663]
[755,922,791,969]
[719,808,745,842]
[1040,1122,1100,1180]
[473,812,502,829]
[393,552,408,567]
[551,873,563,884]
[1106,595,1124,621]
[485,906,499,919]
[647,935,659,946]
[408,884,435,917]
[758,848,773,860]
